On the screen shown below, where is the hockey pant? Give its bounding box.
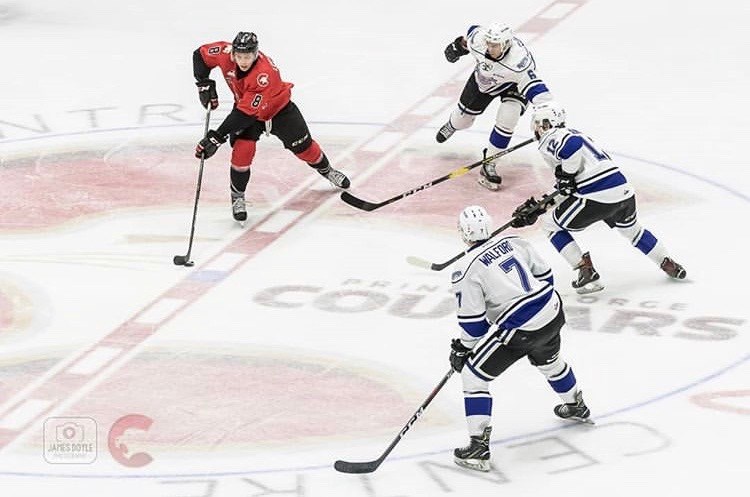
[542,195,670,268]
[461,307,579,436]
[229,101,325,169]
[448,76,527,156]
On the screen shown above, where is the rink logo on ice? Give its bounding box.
[43,417,97,464]
[108,414,154,468]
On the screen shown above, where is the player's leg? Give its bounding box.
[228,125,263,223]
[608,197,687,279]
[527,309,591,423]
[542,197,603,294]
[478,87,527,191]
[271,102,350,189]
[454,334,526,471]
[436,75,494,143]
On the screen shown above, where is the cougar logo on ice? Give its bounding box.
[257,73,269,87]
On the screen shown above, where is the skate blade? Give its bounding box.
[234,220,246,228]
[453,457,491,472]
[569,416,595,425]
[477,177,501,191]
[575,282,604,295]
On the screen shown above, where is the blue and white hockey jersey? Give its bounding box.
[465,25,552,104]
[451,235,561,347]
[537,127,635,204]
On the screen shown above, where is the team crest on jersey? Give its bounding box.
[208,46,221,55]
[257,73,269,87]
[451,270,463,282]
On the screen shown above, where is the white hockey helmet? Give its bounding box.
[484,22,513,53]
[458,205,492,244]
[531,102,566,139]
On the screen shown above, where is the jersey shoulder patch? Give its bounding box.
[451,270,463,283]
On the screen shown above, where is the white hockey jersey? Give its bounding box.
[451,235,561,347]
[466,25,551,104]
[537,127,635,204]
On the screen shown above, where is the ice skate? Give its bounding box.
[572,252,604,294]
[477,162,502,191]
[436,121,456,143]
[554,390,594,425]
[454,426,492,472]
[317,166,350,189]
[660,257,687,280]
[231,194,247,225]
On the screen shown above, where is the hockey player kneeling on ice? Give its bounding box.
[193,32,350,224]
[449,206,592,472]
[511,103,687,294]
[437,22,554,191]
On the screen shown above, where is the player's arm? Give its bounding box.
[518,60,553,106]
[193,43,226,110]
[449,273,488,372]
[452,275,489,348]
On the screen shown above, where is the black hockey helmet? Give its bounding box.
[232,32,258,53]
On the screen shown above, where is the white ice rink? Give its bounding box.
[0,1,748,495]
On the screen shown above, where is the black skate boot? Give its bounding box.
[231,193,247,223]
[572,252,603,294]
[436,121,456,143]
[318,166,350,189]
[554,390,593,424]
[313,154,350,189]
[660,257,687,280]
[478,162,502,191]
[453,426,491,472]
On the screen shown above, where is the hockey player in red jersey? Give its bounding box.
[193,32,350,223]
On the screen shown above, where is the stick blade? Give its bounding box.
[405,256,433,270]
[334,459,380,474]
[340,191,382,211]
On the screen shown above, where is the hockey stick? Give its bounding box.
[406,190,562,271]
[334,368,455,474]
[340,137,535,211]
[173,107,212,267]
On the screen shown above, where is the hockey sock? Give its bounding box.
[537,357,579,403]
[230,167,250,197]
[549,230,584,267]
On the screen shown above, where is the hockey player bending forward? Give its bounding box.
[193,32,350,223]
[438,22,554,190]
[449,206,591,472]
[511,103,687,294]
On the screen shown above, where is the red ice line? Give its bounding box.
[0,0,587,451]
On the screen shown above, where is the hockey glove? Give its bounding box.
[449,338,473,373]
[555,165,578,195]
[196,78,219,110]
[511,196,544,228]
[444,36,469,63]
[195,130,226,159]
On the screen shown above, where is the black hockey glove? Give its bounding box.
[449,339,472,373]
[555,165,578,195]
[196,78,219,110]
[511,196,544,228]
[444,36,469,63]
[195,130,226,159]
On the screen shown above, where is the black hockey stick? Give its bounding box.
[173,107,212,267]
[340,137,535,211]
[407,190,562,271]
[334,368,454,474]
